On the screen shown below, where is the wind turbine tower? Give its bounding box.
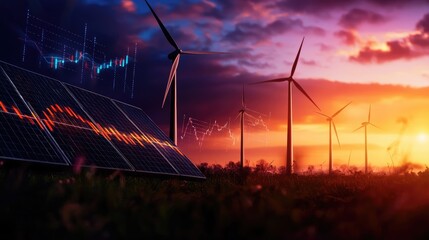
[353,105,379,174]
[239,86,246,171]
[253,38,320,175]
[145,0,224,145]
[317,102,351,174]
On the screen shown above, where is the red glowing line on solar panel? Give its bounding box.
[0,101,181,154]
[0,101,7,113]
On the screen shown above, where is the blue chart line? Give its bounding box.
[21,10,138,98]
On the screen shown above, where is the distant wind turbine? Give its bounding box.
[239,86,246,172]
[316,102,351,174]
[145,0,225,145]
[252,38,320,175]
[353,105,380,174]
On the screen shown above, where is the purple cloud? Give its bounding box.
[350,40,416,63]
[334,30,359,45]
[349,12,429,64]
[339,8,387,29]
[416,13,429,33]
[274,0,429,14]
[223,19,324,44]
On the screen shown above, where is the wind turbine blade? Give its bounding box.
[368,104,371,122]
[145,0,180,50]
[331,101,352,118]
[290,37,305,78]
[353,125,364,132]
[292,80,320,110]
[181,50,228,55]
[244,112,259,120]
[162,54,180,108]
[250,77,289,85]
[234,112,242,121]
[332,121,341,148]
[316,112,330,118]
[246,107,268,117]
[369,123,381,130]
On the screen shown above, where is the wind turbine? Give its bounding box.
[353,105,379,174]
[238,85,246,172]
[316,102,351,174]
[253,38,320,175]
[145,0,224,145]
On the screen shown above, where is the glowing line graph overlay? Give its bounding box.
[21,10,138,97]
[0,100,180,154]
[181,109,271,147]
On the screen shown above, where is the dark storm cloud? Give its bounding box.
[339,8,387,29]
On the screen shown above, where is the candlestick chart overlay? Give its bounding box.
[21,10,138,98]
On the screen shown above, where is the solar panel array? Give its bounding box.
[0,61,205,179]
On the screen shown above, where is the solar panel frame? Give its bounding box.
[0,60,205,179]
[0,65,68,166]
[113,100,205,179]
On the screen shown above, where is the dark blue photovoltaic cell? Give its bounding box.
[0,66,66,165]
[0,62,132,170]
[65,84,178,175]
[0,61,204,179]
[114,101,205,178]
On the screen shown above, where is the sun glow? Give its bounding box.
[417,133,427,143]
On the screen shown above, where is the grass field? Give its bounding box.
[1,163,429,239]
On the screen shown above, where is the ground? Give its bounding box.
[0,164,429,239]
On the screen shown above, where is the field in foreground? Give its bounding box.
[1,165,429,239]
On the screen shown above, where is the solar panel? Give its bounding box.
[64,84,178,175]
[0,65,66,165]
[0,60,204,179]
[114,101,205,178]
[0,62,133,170]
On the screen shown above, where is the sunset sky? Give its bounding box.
[1,0,429,172]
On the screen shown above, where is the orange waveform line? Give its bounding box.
[26,115,35,125]
[55,104,63,113]
[43,119,54,131]
[50,105,57,112]
[12,106,24,119]
[77,115,85,123]
[43,112,55,127]
[47,108,54,117]
[31,112,44,130]
[0,101,7,113]
[2,101,183,154]
[68,107,79,119]
[64,107,73,117]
